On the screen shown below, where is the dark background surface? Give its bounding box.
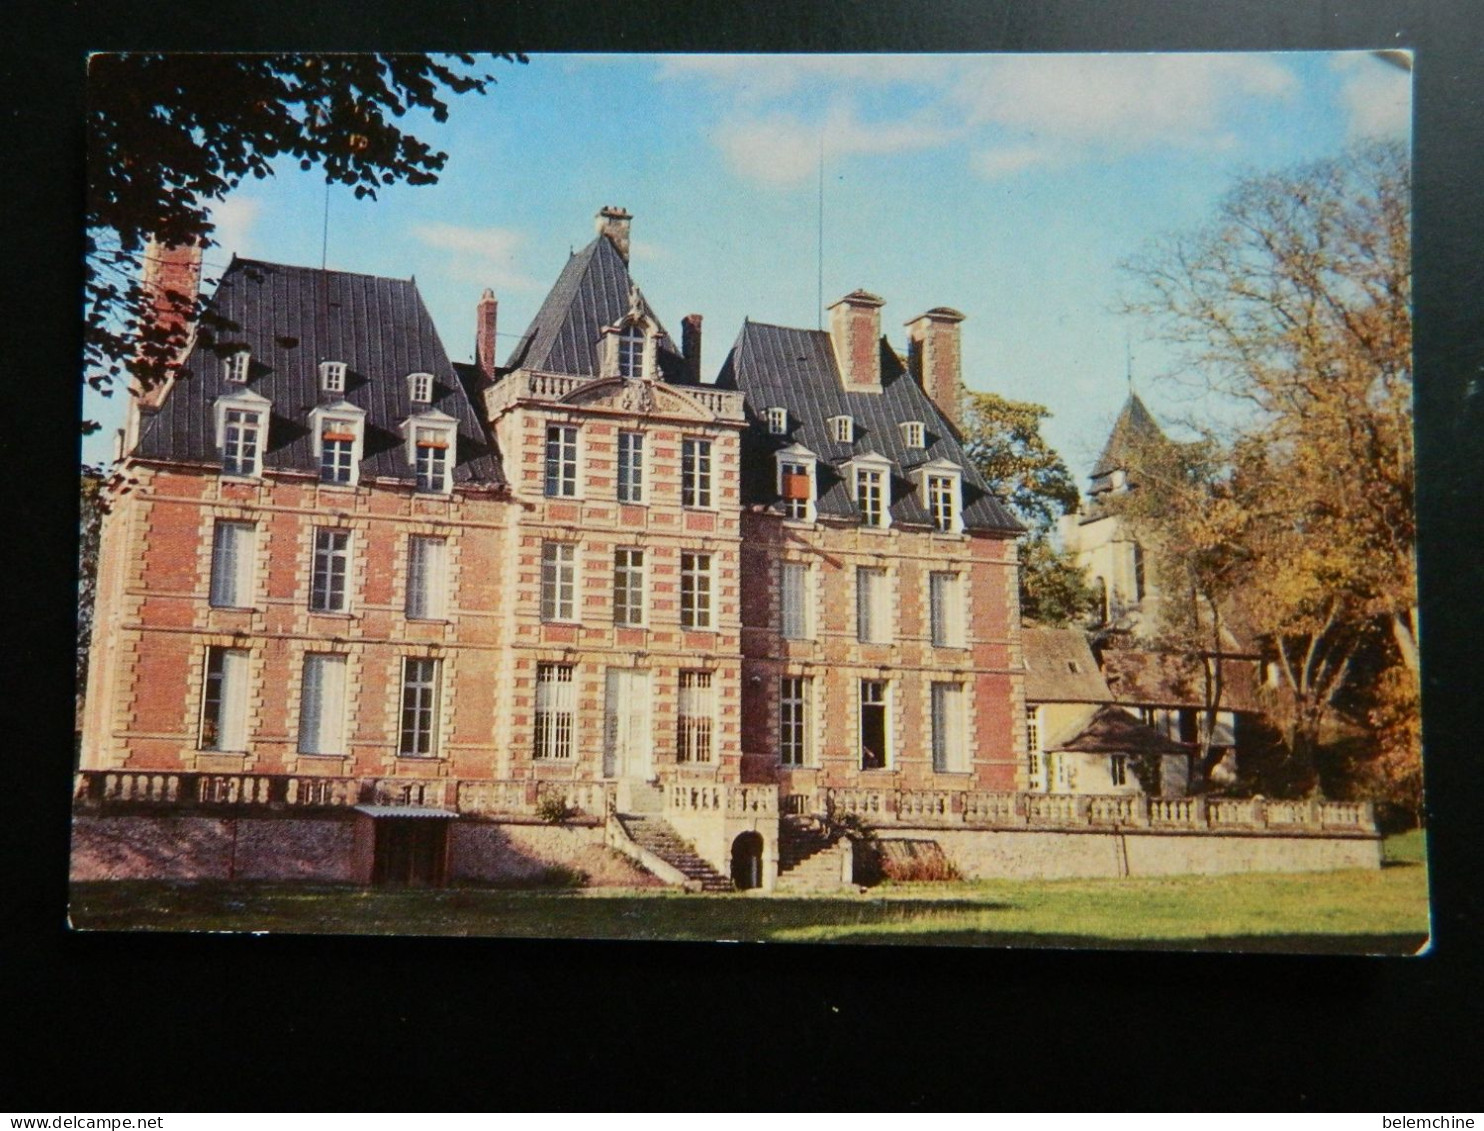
[5,0,1481,1111]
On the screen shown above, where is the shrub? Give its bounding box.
[535,794,574,824]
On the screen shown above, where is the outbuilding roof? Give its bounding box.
[717,319,1021,534]
[1101,648,1263,714]
[1049,704,1192,757]
[1023,628,1114,703]
[133,258,505,488]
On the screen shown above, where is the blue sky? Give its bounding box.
[83,51,1410,479]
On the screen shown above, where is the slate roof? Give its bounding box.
[134,258,505,488]
[1022,628,1113,703]
[1101,648,1262,713]
[716,320,1022,534]
[1091,392,1165,481]
[502,234,689,381]
[1050,704,1192,757]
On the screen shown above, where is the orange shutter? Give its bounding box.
[782,472,811,500]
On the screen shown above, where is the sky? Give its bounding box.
[81,51,1411,479]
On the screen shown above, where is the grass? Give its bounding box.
[69,832,1430,955]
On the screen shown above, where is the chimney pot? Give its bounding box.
[596,206,633,264]
[906,307,966,430]
[476,288,499,379]
[682,314,703,383]
[827,289,886,392]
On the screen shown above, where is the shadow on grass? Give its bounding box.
[812,929,1430,955]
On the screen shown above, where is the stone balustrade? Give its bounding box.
[664,781,777,817]
[483,369,747,422]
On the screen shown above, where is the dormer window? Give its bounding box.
[911,459,964,534]
[401,409,458,494]
[408,372,434,404]
[829,415,854,444]
[319,361,347,394]
[766,406,788,435]
[847,452,894,529]
[224,349,251,384]
[618,325,645,379]
[309,402,366,487]
[900,421,925,449]
[774,444,818,523]
[213,388,272,478]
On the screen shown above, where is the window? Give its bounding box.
[222,408,264,477]
[541,542,576,622]
[414,427,451,493]
[1133,542,1146,602]
[931,682,967,772]
[618,325,645,379]
[927,474,958,532]
[677,670,715,763]
[1027,708,1042,754]
[200,646,249,752]
[779,460,813,521]
[856,567,890,644]
[781,562,811,640]
[829,415,854,444]
[613,548,645,626]
[860,680,888,770]
[406,536,447,620]
[1027,708,1044,790]
[682,439,712,508]
[408,372,434,404]
[929,572,963,647]
[534,663,576,760]
[209,521,255,608]
[766,406,788,435]
[617,431,644,503]
[545,425,578,497]
[310,528,351,613]
[681,551,713,629]
[319,360,346,393]
[779,675,811,766]
[900,420,925,448]
[224,350,250,383]
[1110,754,1128,787]
[398,657,441,757]
[856,467,887,527]
[310,403,366,487]
[298,654,347,755]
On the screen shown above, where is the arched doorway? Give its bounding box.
[730,831,764,891]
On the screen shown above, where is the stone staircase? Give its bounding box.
[616,814,734,893]
[776,817,852,894]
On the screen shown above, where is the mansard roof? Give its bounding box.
[1091,392,1165,480]
[717,319,1021,534]
[1022,628,1114,703]
[133,258,505,488]
[502,234,689,381]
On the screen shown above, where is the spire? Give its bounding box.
[1091,392,1164,481]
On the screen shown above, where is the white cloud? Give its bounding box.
[658,54,954,102]
[971,144,1059,179]
[412,223,536,290]
[209,197,261,258]
[1333,53,1411,139]
[716,103,959,188]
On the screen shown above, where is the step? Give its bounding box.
[618,815,734,892]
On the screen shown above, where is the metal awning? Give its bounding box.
[353,805,458,819]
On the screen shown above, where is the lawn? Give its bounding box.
[68,831,1429,955]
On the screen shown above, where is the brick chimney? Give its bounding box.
[906,306,966,430]
[476,288,499,379]
[682,313,703,383]
[138,237,203,406]
[828,289,886,392]
[595,206,632,264]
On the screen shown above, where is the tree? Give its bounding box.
[77,471,107,713]
[85,53,524,434]
[1122,141,1414,797]
[959,391,1098,626]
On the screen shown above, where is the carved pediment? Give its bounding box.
[561,377,713,421]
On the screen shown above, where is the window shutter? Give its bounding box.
[221,649,249,751]
[782,472,811,500]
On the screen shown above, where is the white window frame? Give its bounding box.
[829,415,854,444]
[1110,754,1129,787]
[677,670,716,763]
[617,430,644,503]
[319,360,347,394]
[310,527,352,613]
[545,424,579,498]
[780,561,812,640]
[617,324,646,379]
[900,420,925,449]
[406,535,448,621]
[766,406,788,435]
[929,571,965,648]
[541,541,577,622]
[682,438,713,509]
[214,389,271,478]
[856,566,891,644]
[779,675,812,767]
[298,653,348,756]
[912,459,965,534]
[680,551,713,629]
[848,453,894,529]
[534,662,576,760]
[613,547,646,627]
[200,646,250,752]
[223,349,251,384]
[309,401,366,487]
[398,657,441,758]
[209,520,256,609]
[931,682,968,773]
[774,444,818,523]
[408,372,435,404]
[859,679,890,770]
